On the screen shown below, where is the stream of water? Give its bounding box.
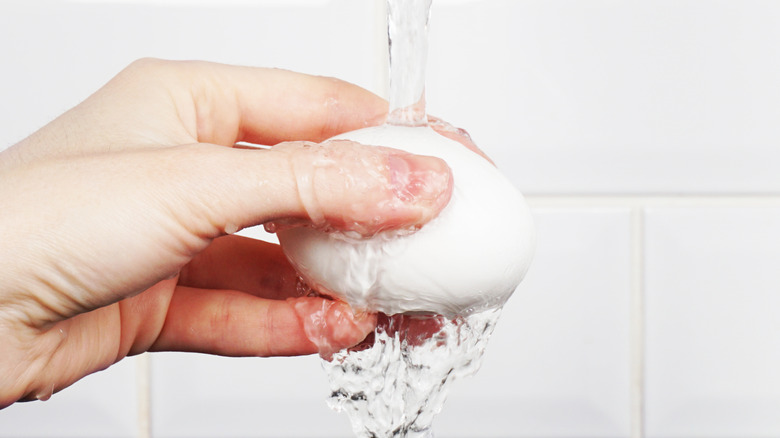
[319,2,505,437]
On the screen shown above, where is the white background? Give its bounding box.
[2,1,780,437]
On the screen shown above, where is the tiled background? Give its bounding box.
[1,1,779,437]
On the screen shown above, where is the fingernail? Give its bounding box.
[387,153,453,206]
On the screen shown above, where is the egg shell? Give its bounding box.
[277,125,535,316]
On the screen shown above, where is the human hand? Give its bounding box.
[0,59,452,407]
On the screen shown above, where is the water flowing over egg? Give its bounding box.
[277,124,535,316]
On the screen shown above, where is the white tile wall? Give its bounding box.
[427,0,780,194]
[0,356,140,437]
[2,1,780,437]
[645,207,780,438]
[436,209,633,438]
[149,353,353,437]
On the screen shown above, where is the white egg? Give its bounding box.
[277,124,535,316]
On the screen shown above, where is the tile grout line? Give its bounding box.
[630,207,645,438]
[525,194,780,209]
[137,354,151,438]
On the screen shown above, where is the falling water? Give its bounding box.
[386,0,432,126]
[323,309,501,438]
[318,1,505,437]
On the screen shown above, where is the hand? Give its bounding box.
[0,59,452,407]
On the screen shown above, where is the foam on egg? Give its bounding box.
[277,124,535,316]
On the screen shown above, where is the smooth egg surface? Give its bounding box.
[278,125,535,316]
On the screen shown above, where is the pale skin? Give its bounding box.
[0,59,456,408]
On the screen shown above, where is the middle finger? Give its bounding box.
[178,234,301,300]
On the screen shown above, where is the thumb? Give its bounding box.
[0,141,452,326]
[177,140,454,238]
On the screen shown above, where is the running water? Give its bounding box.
[386,0,432,126]
[322,309,501,438]
[316,1,507,437]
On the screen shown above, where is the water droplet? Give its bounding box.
[35,383,55,402]
[263,221,278,233]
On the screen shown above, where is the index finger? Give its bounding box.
[7,60,389,166]
[160,60,389,146]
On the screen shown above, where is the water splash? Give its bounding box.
[322,308,501,438]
